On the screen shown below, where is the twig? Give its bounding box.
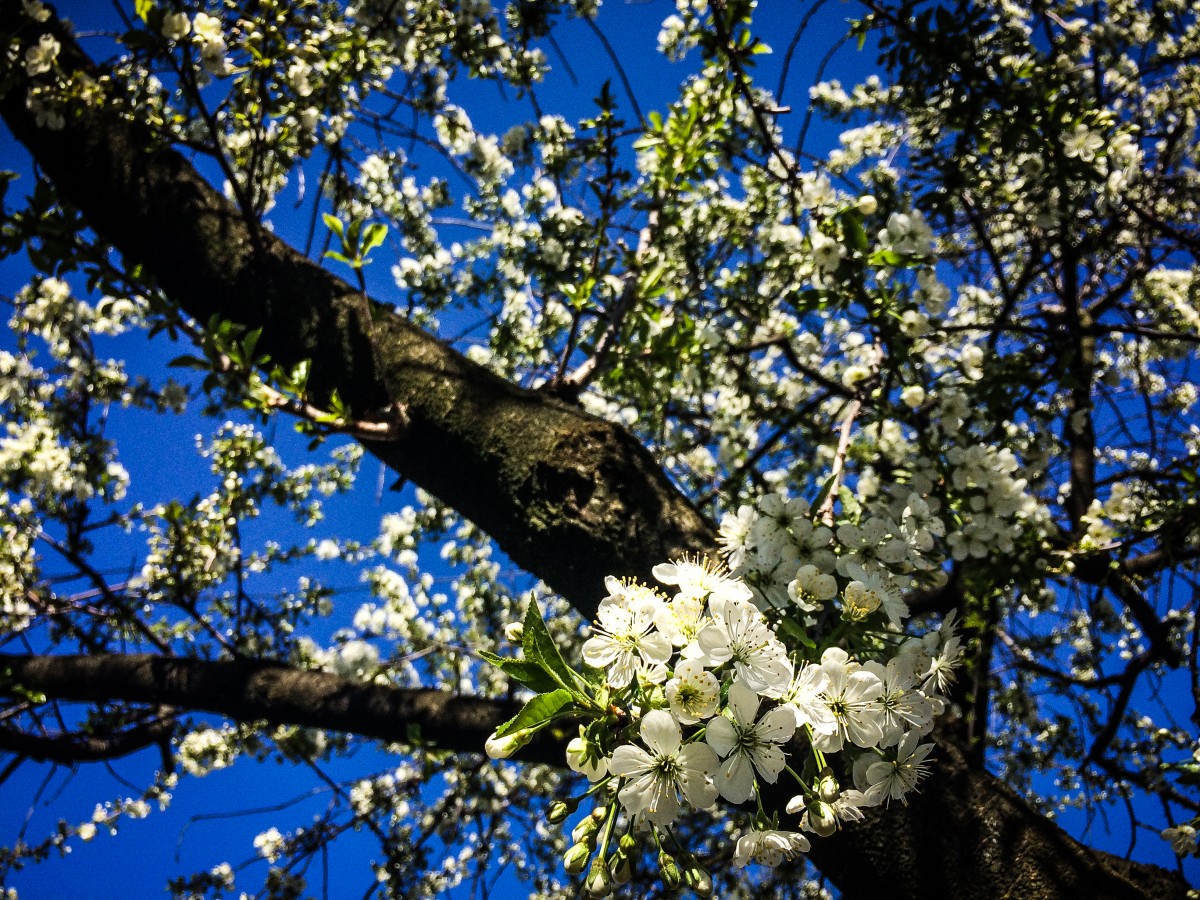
[818,396,861,526]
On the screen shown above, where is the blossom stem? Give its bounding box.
[597,799,619,861]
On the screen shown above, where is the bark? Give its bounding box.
[0,5,715,621]
[802,739,1188,900]
[0,7,1190,898]
[0,652,560,767]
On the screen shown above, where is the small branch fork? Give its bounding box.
[177,318,408,441]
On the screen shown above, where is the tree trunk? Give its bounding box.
[0,7,1189,898]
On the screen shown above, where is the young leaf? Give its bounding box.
[493,688,576,739]
[478,651,561,694]
[321,213,344,238]
[361,222,388,254]
[522,601,584,694]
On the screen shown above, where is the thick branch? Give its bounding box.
[804,738,1189,900]
[0,11,1191,900]
[0,8,714,619]
[0,652,561,767]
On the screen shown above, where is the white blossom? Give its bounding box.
[609,710,719,826]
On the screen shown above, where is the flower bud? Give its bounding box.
[807,800,839,837]
[566,736,608,781]
[563,842,591,875]
[618,834,637,854]
[484,730,528,760]
[585,858,612,898]
[684,865,713,897]
[610,851,631,885]
[547,798,576,824]
[503,622,524,643]
[572,813,601,846]
[817,767,840,803]
[659,851,682,889]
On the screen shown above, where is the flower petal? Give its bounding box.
[727,681,761,726]
[705,715,738,758]
[718,751,756,803]
[755,707,797,744]
[609,745,652,778]
[640,709,681,757]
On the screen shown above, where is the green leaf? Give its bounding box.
[777,616,816,648]
[478,651,561,694]
[522,600,582,693]
[361,222,388,254]
[868,249,905,267]
[841,209,869,253]
[810,472,838,514]
[493,688,576,739]
[322,213,344,238]
[135,0,155,23]
[167,354,210,371]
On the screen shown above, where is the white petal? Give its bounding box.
[696,623,730,664]
[680,745,720,809]
[755,707,797,745]
[617,773,656,815]
[639,631,674,665]
[726,681,761,726]
[652,562,679,584]
[606,655,636,689]
[718,751,756,803]
[645,785,681,826]
[581,636,618,668]
[640,709,681,757]
[749,744,786,783]
[705,715,738,758]
[609,745,652,778]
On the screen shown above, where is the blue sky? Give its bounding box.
[1,0,1195,895]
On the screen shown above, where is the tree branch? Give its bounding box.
[0,652,561,767]
[0,8,715,620]
[0,10,1190,899]
[0,714,174,764]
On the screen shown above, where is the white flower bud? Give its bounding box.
[685,865,714,897]
[162,12,190,41]
[572,812,601,846]
[563,842,591,875]
[585,859,612,898]
[818,768,840,802]
[484,730,526,760]
[807,800,839,837]
[901,384,926,409]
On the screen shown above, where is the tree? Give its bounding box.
[0,0,1197,896]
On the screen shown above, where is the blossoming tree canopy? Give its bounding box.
[0,0,1197,897]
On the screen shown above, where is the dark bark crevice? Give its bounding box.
[803,738,1187,899]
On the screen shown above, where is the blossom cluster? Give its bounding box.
[486,510,961,895]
